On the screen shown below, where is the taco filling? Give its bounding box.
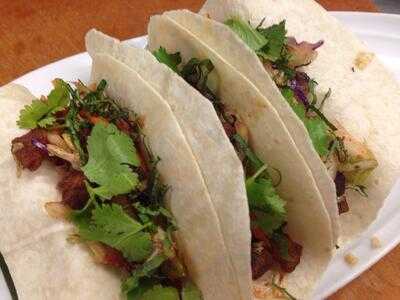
[10,79,201,300]
[223,18,378,213]
[154,48,303,280]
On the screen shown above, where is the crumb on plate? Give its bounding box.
[354,52,374,70]
[371,236,382,249]
[344,253,359,266]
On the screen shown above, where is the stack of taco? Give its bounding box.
[0,0,398,299]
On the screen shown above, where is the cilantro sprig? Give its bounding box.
[17,79,69,129]
[153,47,182,73]
[234,135,287,233]
[153,48,221,112]
[76,203,153,261]
[82,123,140,199]
[246,165,287,234]
[224,18,287,62]
[281,88,332,157]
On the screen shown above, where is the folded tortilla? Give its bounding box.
[199,0,400,244]
[161,7,340,247]
[0,55,238,299]
[146,11,334,299]
[85,29,253,300]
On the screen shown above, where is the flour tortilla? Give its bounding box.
[86,29,252,300]
[200,0,400,243]
[0,84,120,299]
[164,8,340,246]
[148,14,334,299]
[0,56,238,299]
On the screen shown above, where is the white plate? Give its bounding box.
[1,12,400,300]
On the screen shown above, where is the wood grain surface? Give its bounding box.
[1,0,399,299]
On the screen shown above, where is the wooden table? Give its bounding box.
[1,0,399,299]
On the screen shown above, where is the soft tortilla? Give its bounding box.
[0,84,121,299]
[90,53,241,300]
[165,8,340,245]
[147,13,333,299]
[0,56,238,299]
[85,29,252,300]
[200,0,400,243]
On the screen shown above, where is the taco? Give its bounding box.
[164,0,400,244]
[86,25,334,297]
[0,53,242,299]
[101,10,335,298]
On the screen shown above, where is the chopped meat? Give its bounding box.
[286,37,323,68]
[48,156,68,166]
[11,129,49,171]
[334,172,346,197]
[251,241,274,279]
[79,126,92,148]
[102,244,134,273]
[111,195,136,217]
[271,233,302,273]
[222,120,236,139]
[115,118,132,135]
[134,136,150,178]
[251,225,269,243]
[54,108,68,119]
[251,226,274,278]
[338,197,350,214]
[58,168,89,209]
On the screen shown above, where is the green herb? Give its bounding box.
[319,88,332,111]
[82,123,140,199]
[233,134,264,171]
[181,281,202,300]
[123,254,167,293]
[257,21,287,62]
[225,18,287,62]
[281,88,332,157]
[224,18,268,52]
[180,58,219,104]
[153,48,221,112]
[246,165,287,234]
[153,47,182,74]
[76,203,153,262]
[128,283,179,300]
[80,80,130,121]
[17,79,69,129]
[346,184,368,197]
[134,202,176,230]
[65,83,87,163]
[145,156,170,206]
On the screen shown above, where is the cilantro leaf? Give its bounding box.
[224,18,268,51]
[233,134,264,171]
[281,88,331,157]
[128,283,179,300]
[257,21,287,62]
[141,285,179,300]
[76,203,153,262]
[17,79,69,129]
[246,165,286,234]
[181,281,202,300]
[82,123,140,198]
[123,254,166,293]
[153,47,182,73]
